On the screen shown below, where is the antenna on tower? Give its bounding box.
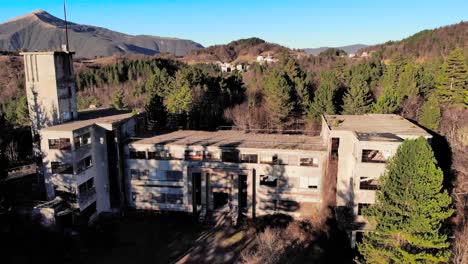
[63,0,70,52]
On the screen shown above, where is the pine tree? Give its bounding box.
[307,70,338,120]
[145,93,167,131]
[418,93,441,131]
[342,78,373,114]
[111,89,128,110]
[358,138,453,264]
[436,49,467,105]
[372,85,400,114]
[262,69,293,129]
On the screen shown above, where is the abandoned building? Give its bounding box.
[20,50,431,242]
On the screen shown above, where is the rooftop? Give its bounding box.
[131,130,326,151]
[41,108,134,132]
[324,114,430,141]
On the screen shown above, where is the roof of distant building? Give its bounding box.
[41,108,134,132]
[130,130,325,151]
[323,114,430,141]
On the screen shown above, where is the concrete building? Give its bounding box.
[125,130,327,219]
[40,109,137,224]
[321,114,431,245]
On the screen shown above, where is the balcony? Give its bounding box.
[79,187,96,205]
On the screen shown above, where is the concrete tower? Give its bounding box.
[20,51,78,139]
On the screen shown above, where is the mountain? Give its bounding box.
[182,37,290,64]
[362,21,467,60]
[304,44,368,55]
[0,10,203,58]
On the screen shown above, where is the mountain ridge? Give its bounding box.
[303,44,369,55]
[0,10,204,58]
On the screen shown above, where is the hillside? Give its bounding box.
[0,10,203,58]
[181,37,291,64]
[304,44,368,55]
[363,21,467,60]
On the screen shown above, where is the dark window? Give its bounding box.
[165,193,183,204]
[358,203,370,215]
[300,157,319,167]
[77,156,93,173]
[359,177,379,190]
[68,86,72,97]
[308,185,318,189]
[129,151,146,159]
[74,133,91,149]
[222,151,239,163]
[49,138,71,150]
[165,171,183,181]
[51,161,73,174]
[78,178,95,194]
[361,150,387,163]
[80,201,96,220]
[130,169,150,180]
[260,175,277,187]
[240,154,258,164]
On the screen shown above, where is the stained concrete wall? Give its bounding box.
[21,52,77,135]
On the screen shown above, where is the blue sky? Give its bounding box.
[0,0,466,48]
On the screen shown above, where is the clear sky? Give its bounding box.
[0,0,466,48]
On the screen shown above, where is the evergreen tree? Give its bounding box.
[436,49,467,105]
[15,96,30,127]
[373,85,400,114]
[419,93,442,131]
[145,93,167,131]
[262,69,293,129]
[342,78,373,114]
[307,70,338,120]
[358,138,453,264]
[111,89,128,110]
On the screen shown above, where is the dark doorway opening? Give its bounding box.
[192,172,202,214]
[331,137,340,157]
[106,130,120,208]
[213,192,229,209]
[239,174,248,211]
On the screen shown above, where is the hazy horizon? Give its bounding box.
[1,0,467,48]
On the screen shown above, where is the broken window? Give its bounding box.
[165,170,183,181]
[77,156,93,173]
[300,157,319,167]
[129,150,146,159]
[240,154,258,163]
[78,177,95,194]
[361,149,387,163]
[359,177,379,190]
[49,138,71,150]
[74,133,91,149]
[221,150,239,163]
[260,154,279,165]
[357,203,370,216]
[260,175,278,187]
[165,193,183,204]
[51,161,73,174]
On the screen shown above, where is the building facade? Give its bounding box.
[125,131,327,219]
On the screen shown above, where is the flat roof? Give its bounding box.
[20,51,75,55]
[41,108,133,132]
[324,114,430,140]
[131,130,326,151]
